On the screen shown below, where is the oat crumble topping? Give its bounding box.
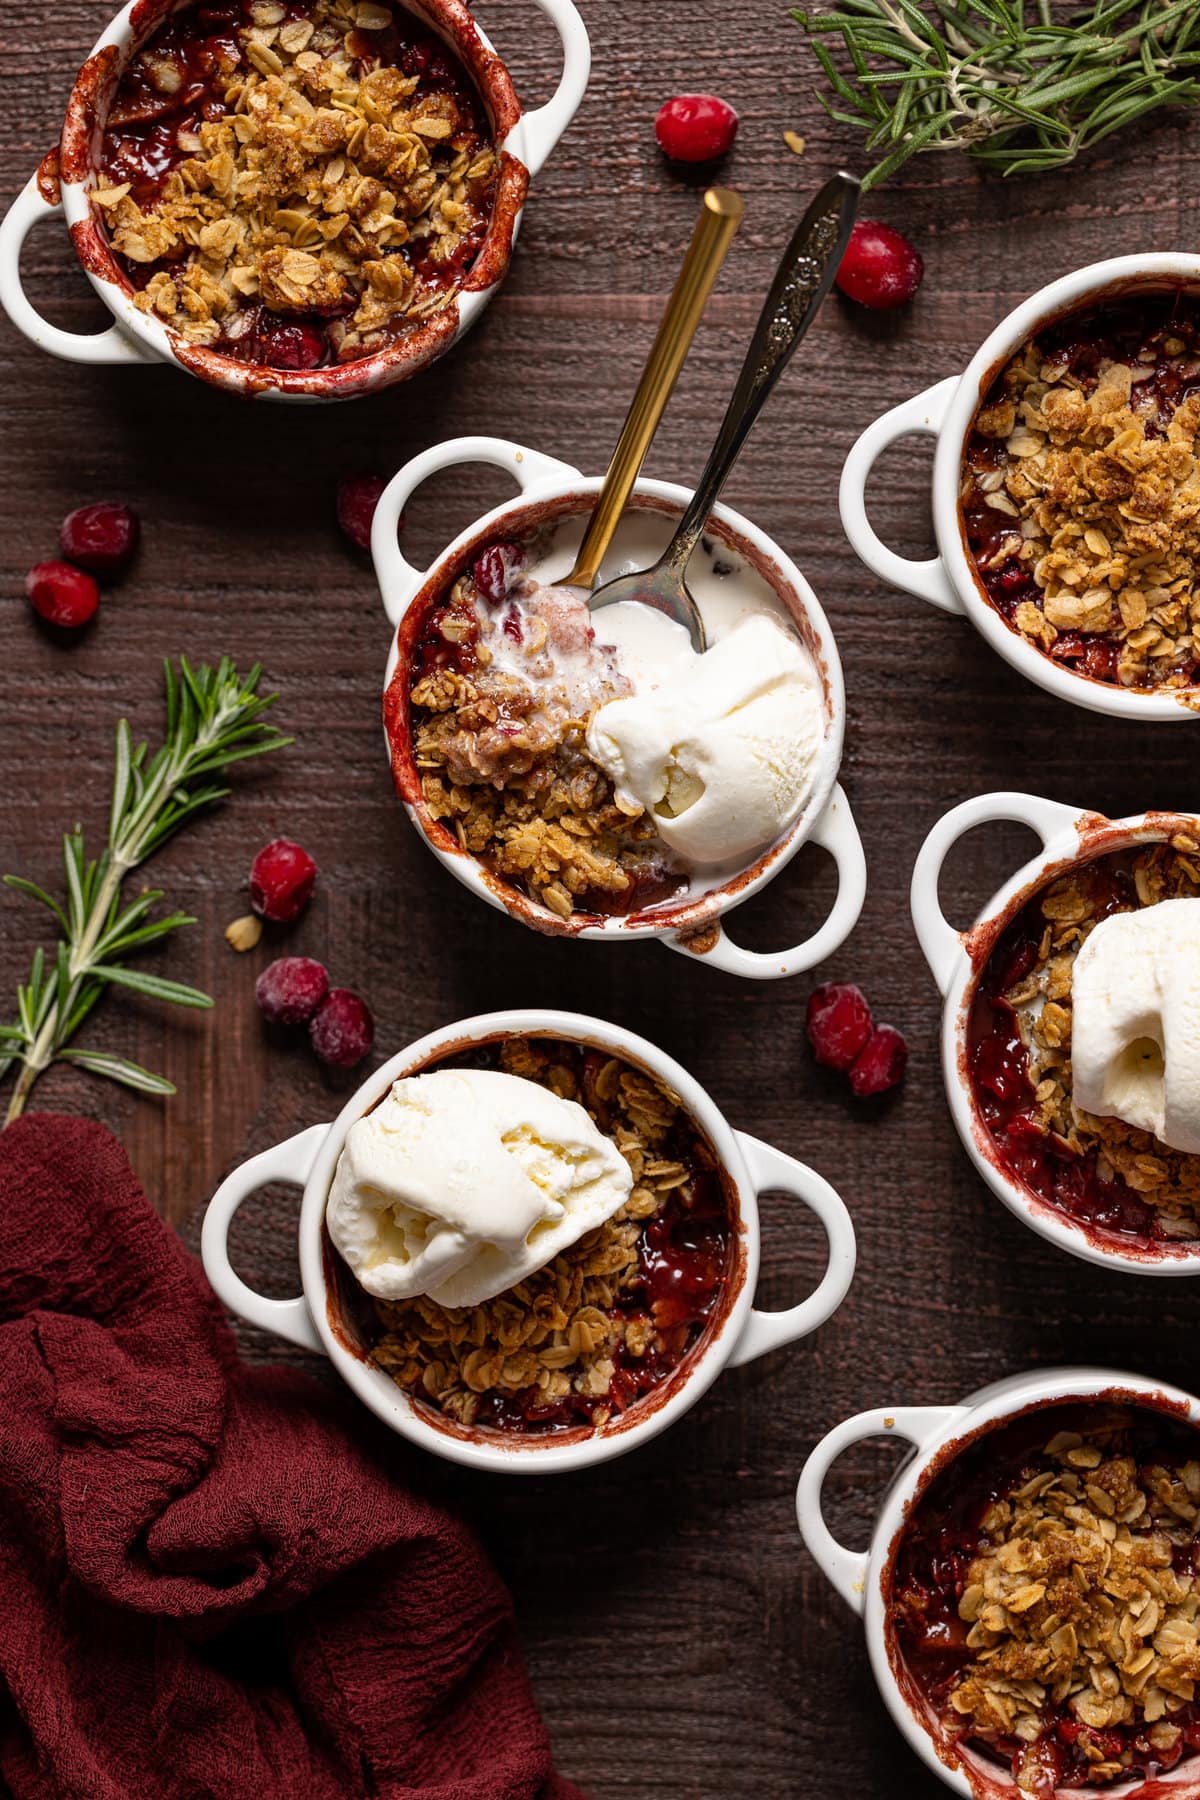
[894,1407,1200,1794]
[364,1036,732,1436]
[93,0,497,365]
[405,546,686,920]
[962,296,1200,690]
[972,839,1200,1238]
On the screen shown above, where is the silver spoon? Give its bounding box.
[586,171,860,652]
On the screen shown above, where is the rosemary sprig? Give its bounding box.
[793,0,1200,188]
[0,656,291,1125]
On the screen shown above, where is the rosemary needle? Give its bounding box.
[0,656,290,1124]
[792,0,1200,188]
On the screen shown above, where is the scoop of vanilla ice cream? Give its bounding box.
[1071,898,1200,1153]
[326,1068,632,1308]
[585,613,822,866]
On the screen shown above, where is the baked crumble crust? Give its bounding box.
[369,1036,726,1433]
[994,839,1200,1233]
[946,1414,1200,1790]
[962,302,1200,690]
[93,0,497,360]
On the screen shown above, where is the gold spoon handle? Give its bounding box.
[565,186,744,590]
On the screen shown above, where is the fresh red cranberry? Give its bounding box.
[655,94,739,163]
[255,956,329,1027]
[249,839,317,923]
[849,1025,908,1097]
[25,561,100,629]
[309,988,375,1068]
[472,541,526,604]
[60,502,140,576]
[261,320,326,371]
[336,474,391,550]
[806,981,873,1071]
[836,221,924,310]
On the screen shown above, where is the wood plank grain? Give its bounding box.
[3,3,1199,1793]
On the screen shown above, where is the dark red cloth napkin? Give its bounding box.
[0,1113,585,1800]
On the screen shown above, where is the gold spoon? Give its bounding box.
[587,171,860,652]
[563,186,744,589]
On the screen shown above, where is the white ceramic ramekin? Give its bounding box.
[797,1367,1200,1799]
[0,0,588,401]
[840,255,1200,720]
[912,791,1200,1274]
[201,1008,857,1473]
[371,435,867,980]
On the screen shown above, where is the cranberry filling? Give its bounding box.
[892,1405,1200,1791]
[962,293,1200,690]
[473,1168,731,1436]
[97,0,495,370]
[409,561,685,919]
[968,855,1172,1248]
[334,1038,736,1440]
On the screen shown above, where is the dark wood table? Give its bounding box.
[4,3,1200,1792]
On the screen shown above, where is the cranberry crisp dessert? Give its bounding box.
[893,1403,1200,1794]
[396,515,824,921]
[325,1036,734,1438]
[92,0,498,369]
[971,836,1200,1245]
[962,294,1200,690]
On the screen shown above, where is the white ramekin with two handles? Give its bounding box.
[797,1366,1200,1798]
[0,0,589,400]
[911,790,1200,1275]
[839,254,1200,720]
[202,1008,858,1473]
[370,435,867,980]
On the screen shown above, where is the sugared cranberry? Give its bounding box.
[260,321,326,371]
[336,474,391,550]
[836,221,924,310]
[472,541,526,604]
[60,502,140,576]
[806,981,873,1071]
[655,94,739,163]
[255,956,329,1026]
[309,988,375,1068]
[249,838,317,923]
[849,1025,908,1097]
[25,561,100,629]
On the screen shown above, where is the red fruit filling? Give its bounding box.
[25,562,100,630]
[654,93,739,163]
[961,294,1200,691]
[836,220,924,310]
[255,956,330,1026]
[967,845,1200,1248]
[471,540,526,605]
[309,988,375,1068]
[249,839,317,923]
[892,1402,1200,1792]
[59,503,140,576]
[336,474,390,550]
[848,1024,907,1097]
[807,981,873,1071]
[95,0,498,372]
[332,1037,735,1439]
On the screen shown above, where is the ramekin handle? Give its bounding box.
[510,0,591,179]
[911,791,1090,995]
[371,436,583,627]
[839,376,961,613]
[201,1124,331,1354]
[0,175,156,366]
[796,1405,969,1613]
[667,783,866,981]
[725,1135,856,1368]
